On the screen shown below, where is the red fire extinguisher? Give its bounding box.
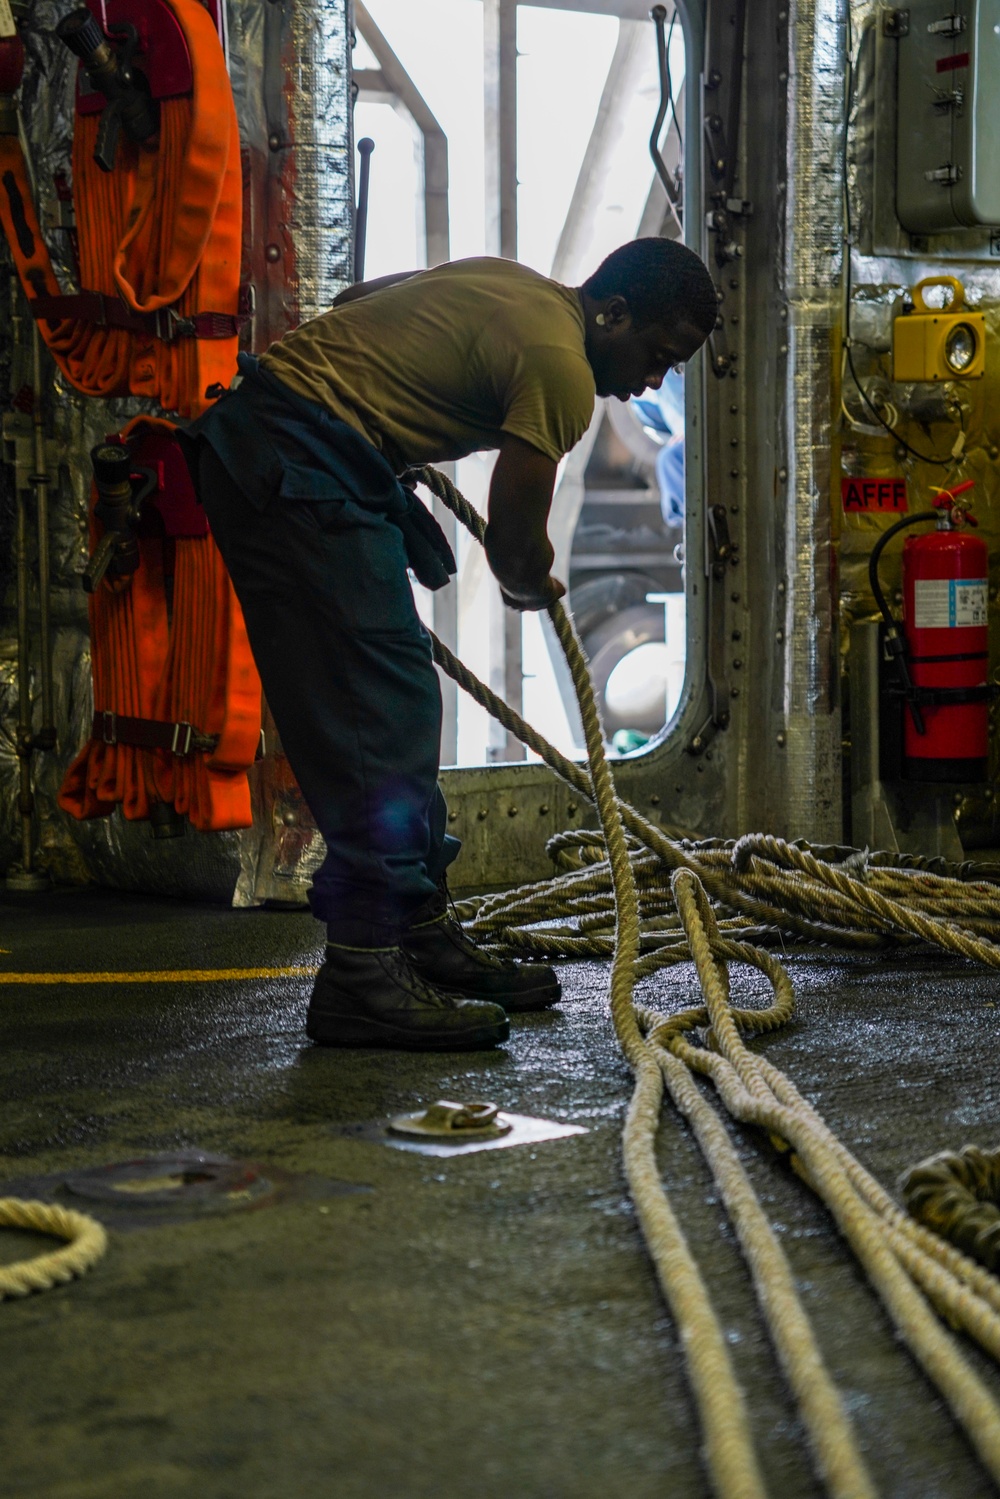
[870,480,991,782]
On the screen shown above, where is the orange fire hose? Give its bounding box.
[0,0,241,416]
[0,9,258,833]
[59,417,260,833]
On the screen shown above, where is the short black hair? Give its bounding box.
[581,238,718,335]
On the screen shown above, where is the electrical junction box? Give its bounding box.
[892,275,986,378]
[895,0,1000,232]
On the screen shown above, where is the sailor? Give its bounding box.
[180,238,716,1051]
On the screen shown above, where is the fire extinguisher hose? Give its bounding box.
[867,509,938,735]
[867,509,938,635]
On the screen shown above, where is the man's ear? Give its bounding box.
[602,294,632,331]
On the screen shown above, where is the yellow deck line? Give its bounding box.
[0,966,320,985]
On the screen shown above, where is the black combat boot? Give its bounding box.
[306,944,510,1050]
[402,889,561,1013]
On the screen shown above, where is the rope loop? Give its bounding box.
[902,1146,1000,1273]
[840,847,871,880]
[0,1198,108,1299]
[423,462,1000,1495]
[731,833,770,873]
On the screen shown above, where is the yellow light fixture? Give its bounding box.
[892,276,986,383]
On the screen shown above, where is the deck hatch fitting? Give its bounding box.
[1,1150,368,1229]
[388,1100,514,1142]
[337,1111,588,1158]
[61,1151,276,1210]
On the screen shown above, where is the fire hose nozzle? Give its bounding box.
[90,442,132,490]
[56,8,159,171]
[83,445,155,594]
[56,7,110,64]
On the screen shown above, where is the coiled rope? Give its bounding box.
[418,462,1000,1499]
[0,1197,107,1299]
[903,1146,1000,1275]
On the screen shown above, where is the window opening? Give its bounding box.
[352,0,690,766]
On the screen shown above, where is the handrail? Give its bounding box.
[648,5,683,232]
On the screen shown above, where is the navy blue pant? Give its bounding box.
[195,443,459,945]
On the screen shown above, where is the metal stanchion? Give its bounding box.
[6,318,55,892]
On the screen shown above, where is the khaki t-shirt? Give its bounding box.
[259,257,596,473]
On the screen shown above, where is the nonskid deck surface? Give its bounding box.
[1,886,998,1498]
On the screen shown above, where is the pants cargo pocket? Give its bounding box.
[304,499,423,638]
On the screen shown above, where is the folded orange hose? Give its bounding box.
[0,0,240,417]
[59,418,261,833]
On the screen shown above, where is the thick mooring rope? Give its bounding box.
[0,1197,108,1299]
[903,1146,1000,1275]
[418,463,1000,1498]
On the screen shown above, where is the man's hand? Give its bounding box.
[486,435,563,611]
[499,576,567,613]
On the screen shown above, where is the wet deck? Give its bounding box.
[2,886,999,1497]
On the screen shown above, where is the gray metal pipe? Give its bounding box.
[13,435,34,875]
[31,324,54,744]
[6,312,54,890]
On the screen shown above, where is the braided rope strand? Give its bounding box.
[0,1198,108,1299]
[421,465,1000,1497]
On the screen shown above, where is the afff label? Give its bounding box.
[841,477,908,513]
